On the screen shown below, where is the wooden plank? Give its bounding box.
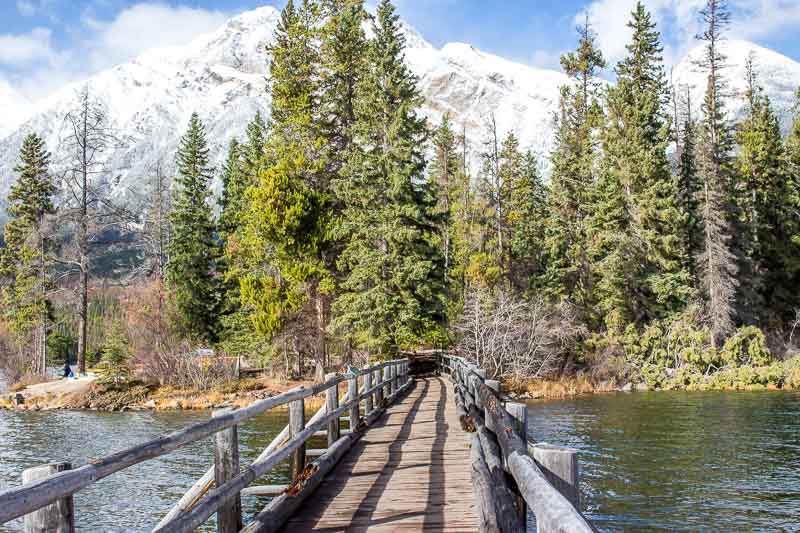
[280,377,478,533]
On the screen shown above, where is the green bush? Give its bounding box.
[719,326,772,367]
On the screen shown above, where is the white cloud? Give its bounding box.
[81,3,229,71]
[1,2,229,101]
[0,27,59,66]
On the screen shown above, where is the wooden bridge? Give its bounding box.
[0,354,595,533]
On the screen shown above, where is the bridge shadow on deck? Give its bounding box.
[280,377,476,532]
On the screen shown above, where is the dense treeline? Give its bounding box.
[3,0,800,391]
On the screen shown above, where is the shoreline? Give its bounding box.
[0,376,326,413]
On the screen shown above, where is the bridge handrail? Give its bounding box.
[441,353,594,533]
[0,358,409,529]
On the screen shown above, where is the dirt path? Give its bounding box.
[19,375,97,400]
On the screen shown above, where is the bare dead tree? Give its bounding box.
[694,0,739,347]
[455,288,585,380]
[135,160,173,282]
[56,85,125,374]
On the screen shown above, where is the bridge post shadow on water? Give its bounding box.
[0,353,595,533]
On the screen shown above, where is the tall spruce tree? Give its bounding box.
[333,0,444,353]
[242,112,269,178]
[695,0,739,346]
[430,116,460,290]
[544,18,605,313]
[599,2,692,326]
[238,0,333,367]
[735,57,798,320]
[167,112,220,342]
[218,138,246,240]
[507,148,547,296]
[1,133,55,374]
[677,91,703,284]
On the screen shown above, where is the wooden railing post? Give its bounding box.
[22,463,74,533]
[213,408,242,533]
[383,366,391,400]
[289,397,305,480]
[485,380,500,433]
[325,373,340,446]
[348,372,359,431]
[532,444,580,510]
[374,366,384,405]
[363,365,373,415]
[507,402,529,527]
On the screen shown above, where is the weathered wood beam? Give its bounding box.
[475,383,593,533]
[22,463,74,533]
[213,408,242,533]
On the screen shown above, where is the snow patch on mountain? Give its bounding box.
[0,81,34,138]
[673,39,800,129]
[1,7,799,213]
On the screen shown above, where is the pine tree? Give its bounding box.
[600,2,692,324]
[320,0,367,161]
[695,0,738,346]
[677,92,703,284]
[238,0,333,366]
[0,133,55,375]
[218,139,247,240]
[167,112,220,342]
[100,319,130,383]
[333,0,444,353]
[507,149,547,295]
[430,116,460,291]
[544,18,605,313]
[242,112,269,178]
[735,57,798,320]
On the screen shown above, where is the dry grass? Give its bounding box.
[504,375,619,399]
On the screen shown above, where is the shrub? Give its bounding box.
[720,326,772,367]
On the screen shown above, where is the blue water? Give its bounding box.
[526,391,800,532]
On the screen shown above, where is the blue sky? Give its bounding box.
[2,0,800,101]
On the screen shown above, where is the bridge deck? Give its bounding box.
[281,376,478,532]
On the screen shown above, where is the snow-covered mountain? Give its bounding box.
[673,39,800,129]
[0,81,34,138]
[0,6,568,208]
[1,6,799,212]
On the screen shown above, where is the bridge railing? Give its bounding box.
[0,358,411,533]
[440,353,594,533]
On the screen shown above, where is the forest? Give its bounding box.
[2,0,800,394]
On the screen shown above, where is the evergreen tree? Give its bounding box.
[599,2,692,325]
[100,319,130,383]
[0,133,55,375]
[320,0,367,161]
[333,0,444,353]
[238,0,333,366]
[218,138,246,240]
[430,116,460,291]
[677,94,703,284]
[167,112,220,342]
[544,18,605,313]
[242,112,269,177]
[735,57,798,320]
[695,0,738,346]
[507,149,547,295]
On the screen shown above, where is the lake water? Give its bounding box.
[0,409,295,532]
[1,391,798,532]
[526,391,800,532]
